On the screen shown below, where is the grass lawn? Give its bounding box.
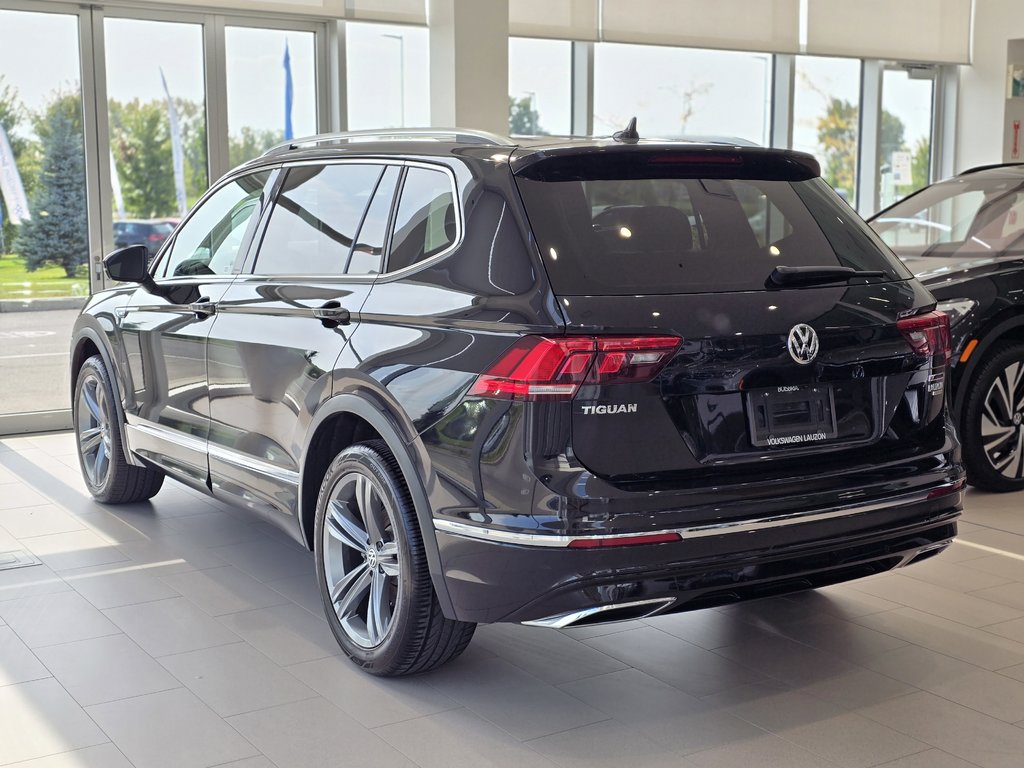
[0,253,88,300]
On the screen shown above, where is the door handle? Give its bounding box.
[312,301,351,328]
[189,297,217,318]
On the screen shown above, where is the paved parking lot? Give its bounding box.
[0,310,79,416]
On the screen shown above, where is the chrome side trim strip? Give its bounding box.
[125,421,208,457]
[125,422,299,486]
[522,598,676,629]
[433,482,961,548]
[207,443,300,487]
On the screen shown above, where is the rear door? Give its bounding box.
[205,160,397,524]
[513,149,944,481]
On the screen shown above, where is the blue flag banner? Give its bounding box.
[284,40,294,141]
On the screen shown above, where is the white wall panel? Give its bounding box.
[601,0,800,53]
[509,0,598,41]
[806,0,972,64]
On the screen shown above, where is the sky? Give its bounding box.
[0,7,932,176]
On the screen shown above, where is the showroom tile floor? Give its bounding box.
[1,432,1024,768]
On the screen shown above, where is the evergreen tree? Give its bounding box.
[15,93,88,277]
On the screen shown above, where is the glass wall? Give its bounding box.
[226,27,318,165]
[508,37,572,135]
[0,8,88,420]
[594,43,772,145]
[346,22,429,129]
[793,56,863,204]
[878,67,934,209]
[105,17,207,225]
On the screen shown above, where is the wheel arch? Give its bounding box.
[953,312,1024,419]
[299,393,456,619]
[70,326,140,467]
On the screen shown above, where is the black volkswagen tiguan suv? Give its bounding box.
[70,129,964,676]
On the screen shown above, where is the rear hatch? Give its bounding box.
[511,145,949,482]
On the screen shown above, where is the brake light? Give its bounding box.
[469,335,681,401]
[147,233,162,241]
[649,153,744,166]
[897,311,951,363]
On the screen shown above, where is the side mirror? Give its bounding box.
[104,245,150,283]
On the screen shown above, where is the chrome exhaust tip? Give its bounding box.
[521,597,676,629]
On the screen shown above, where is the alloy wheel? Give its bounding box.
[77,373,113,488]
[322,471,401,648]
[981,361,1024,479]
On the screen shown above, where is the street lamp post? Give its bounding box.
[381,34,405,127]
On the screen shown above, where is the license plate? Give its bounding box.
[747,385,838,448]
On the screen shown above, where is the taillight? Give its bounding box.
[147,233,162,241]
[897,311,951,363]
[469,335,680,401]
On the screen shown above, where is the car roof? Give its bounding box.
[236,127,818,180]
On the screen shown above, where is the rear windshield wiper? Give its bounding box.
[767,265,885,288]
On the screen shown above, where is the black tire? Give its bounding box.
[73,355,164,503]
[962,342,1024,492]
[314,440,475,676]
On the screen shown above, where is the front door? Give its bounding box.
[118,169,276,487]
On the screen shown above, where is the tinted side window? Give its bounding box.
[160,171,272,278]
[346,166,400,275]
[255,164,383,276]
[386,167,457,273]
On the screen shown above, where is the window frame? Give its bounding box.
[149,165,280,281]
[248,161,388,279]
[238,156,463,282]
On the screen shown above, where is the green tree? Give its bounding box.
[509,95,541,135]
[174,98,208,208]
[909,137,931,191]
[110,98,175,218]
[15,92,87,277]
[816,98,909,203]
[229,126,284,168]
[816,97,859,200]
[880,111,906,169]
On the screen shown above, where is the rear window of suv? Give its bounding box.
[514,153,910,295]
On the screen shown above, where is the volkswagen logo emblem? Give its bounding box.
[787,324,819,365]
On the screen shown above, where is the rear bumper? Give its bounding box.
[433,484,962,624]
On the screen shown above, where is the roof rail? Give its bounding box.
[957,162,1024,176]
[263,127,511,156]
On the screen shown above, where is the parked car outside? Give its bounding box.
[869,163,1024,492]
[112,219,175,256]
[71,129,964,676]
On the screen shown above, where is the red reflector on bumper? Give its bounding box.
[926,479,966,500]
[568,532,682,549]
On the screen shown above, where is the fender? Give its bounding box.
[300,392,456,619]
[951,313,1024,419]
[70,323,143,468]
